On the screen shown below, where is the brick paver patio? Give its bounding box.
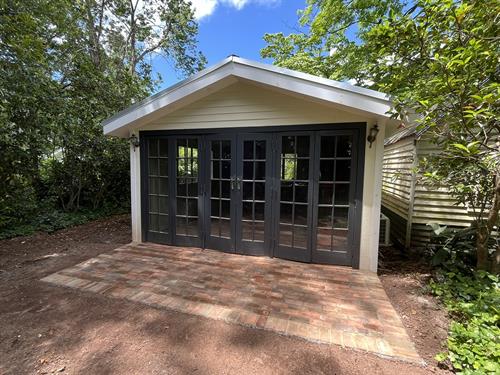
[42,243,421,363]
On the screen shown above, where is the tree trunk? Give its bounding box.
[477,172,500,273]
[129,0,137,76]
[476,225,490,270]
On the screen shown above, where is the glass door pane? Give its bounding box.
[205,135,236,252]
[145,138,170,243]
[312,131,357,266]
[235,134,273,256]
[175,137,201,246]
[274,134,313,262]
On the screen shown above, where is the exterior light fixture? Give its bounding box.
[367,124,379,148]
[129,133,140,150]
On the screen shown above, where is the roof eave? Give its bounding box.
[103,57,396,137]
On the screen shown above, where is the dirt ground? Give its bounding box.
[0,215,451,375]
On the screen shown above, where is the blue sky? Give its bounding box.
[152,0,306,90]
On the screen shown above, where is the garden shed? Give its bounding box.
[103,56,401,272]
[381,125,475,249]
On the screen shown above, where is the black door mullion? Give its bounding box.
[168,137,176,244]
[230,136,238,252]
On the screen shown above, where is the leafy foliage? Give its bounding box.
[428,223,498,269]
[0,206,127,240]
[431,269,500,374]
[262,0,500,271]
[428,225,500,373]
[0,0,205,234]
[262,0,404,84]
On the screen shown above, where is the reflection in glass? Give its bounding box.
[279,135,311,249]
[176,138,199,237]
[281,158,296,180]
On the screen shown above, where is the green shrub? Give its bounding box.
[431,269,500,374]
[0,206,128,240]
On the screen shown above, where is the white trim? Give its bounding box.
[359,120,386,272]
[103,57,395,138]
[129,136,142,243]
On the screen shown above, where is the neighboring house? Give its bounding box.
[382,124,475,249]
[102,56,401,273]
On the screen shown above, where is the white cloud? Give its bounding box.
[191,0,218,19]
[191,0,280,20]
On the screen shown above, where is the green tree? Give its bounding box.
[262,0,499,272]
[0,0,205,227]
[262,0,404,85]
[0,0,63,226]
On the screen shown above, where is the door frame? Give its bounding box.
[139,123,365,268]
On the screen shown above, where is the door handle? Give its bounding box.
[230,176,236,191]
[236,177,241,191]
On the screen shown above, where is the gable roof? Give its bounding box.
[103,56,396,137]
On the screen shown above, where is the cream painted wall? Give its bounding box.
[140,82,368,131]
[131,82,386,272]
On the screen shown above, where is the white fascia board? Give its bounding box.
[103,59,236,136]
[233,63,393,119]
[232,56,390,102]
[103,56,395,137]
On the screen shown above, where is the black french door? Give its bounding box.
[272,130,361,266]
[311,131,360,265]
[273,133,315,262]
[204,133,273,255]
[141,125,364,266]
[235,134,273,256]
[204,135,237,252]
[174,137,203,247]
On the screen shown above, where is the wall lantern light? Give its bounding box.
[129,133,140,150]
[367,124,379,148]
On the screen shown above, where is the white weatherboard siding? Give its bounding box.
[140,82,368,131]
[382,133,475,248]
